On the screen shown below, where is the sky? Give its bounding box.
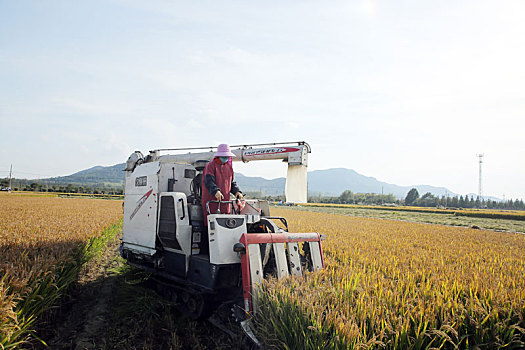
[0,0,524,199]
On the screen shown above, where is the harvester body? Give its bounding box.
[120,142,324,319]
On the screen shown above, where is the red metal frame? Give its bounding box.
[238,232,324,313]
[239,233,253,313]
[243,232,323,244]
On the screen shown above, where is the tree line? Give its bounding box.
[309,190,399,206]
[403,188,524,210]
[3,178,523,210]
[259,189,524,210]
[0,178,123,195]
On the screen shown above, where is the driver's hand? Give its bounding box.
[235,192,243,200]
[215,191,224,200]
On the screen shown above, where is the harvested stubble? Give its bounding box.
[301,202,525,221]
[0,193,123,347]
[256,208,525,349]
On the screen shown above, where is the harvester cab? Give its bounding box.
[119,141,325,336]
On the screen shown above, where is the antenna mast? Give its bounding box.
[9,164,12,191]
[476,154,484,200]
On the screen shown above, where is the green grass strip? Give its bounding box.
[301,203,525,221]
[0,220,122,349]
[453,211,525,221]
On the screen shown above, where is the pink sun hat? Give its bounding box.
[214,144,236,158]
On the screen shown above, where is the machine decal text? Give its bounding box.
[135,176,147,186]
[243,147,299,157]
[130,189,153,220]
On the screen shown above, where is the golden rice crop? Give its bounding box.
[0,193,123,293]
[0,192,123,346]
[257,208,525,349]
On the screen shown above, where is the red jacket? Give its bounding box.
[201,158,241,225]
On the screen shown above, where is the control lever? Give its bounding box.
[235,198,246,214]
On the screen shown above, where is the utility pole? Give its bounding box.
[9,164,12,191]
[476,154,484,202]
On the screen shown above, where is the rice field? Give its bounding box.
[292,204,525,233]
[2,192,524,349]
[0,192,123,348]
[257,207,525,349]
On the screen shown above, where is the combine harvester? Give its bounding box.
[119,141,325,342]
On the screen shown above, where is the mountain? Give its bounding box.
[43,163,125,186]
[38,164,458,199]
[235,168,456,198]
[234,173,285,195]
[307,168,456,198]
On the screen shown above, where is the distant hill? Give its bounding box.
[236,168,456,198]
[234,173,285,195]
[307,168,456,198]
[38,163,459,199]
[43,163,125,186]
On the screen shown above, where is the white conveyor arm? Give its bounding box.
[151,142,310,203]
[153,142,309,167]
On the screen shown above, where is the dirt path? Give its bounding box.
[42,235,241,349]
[45,235,121,349]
